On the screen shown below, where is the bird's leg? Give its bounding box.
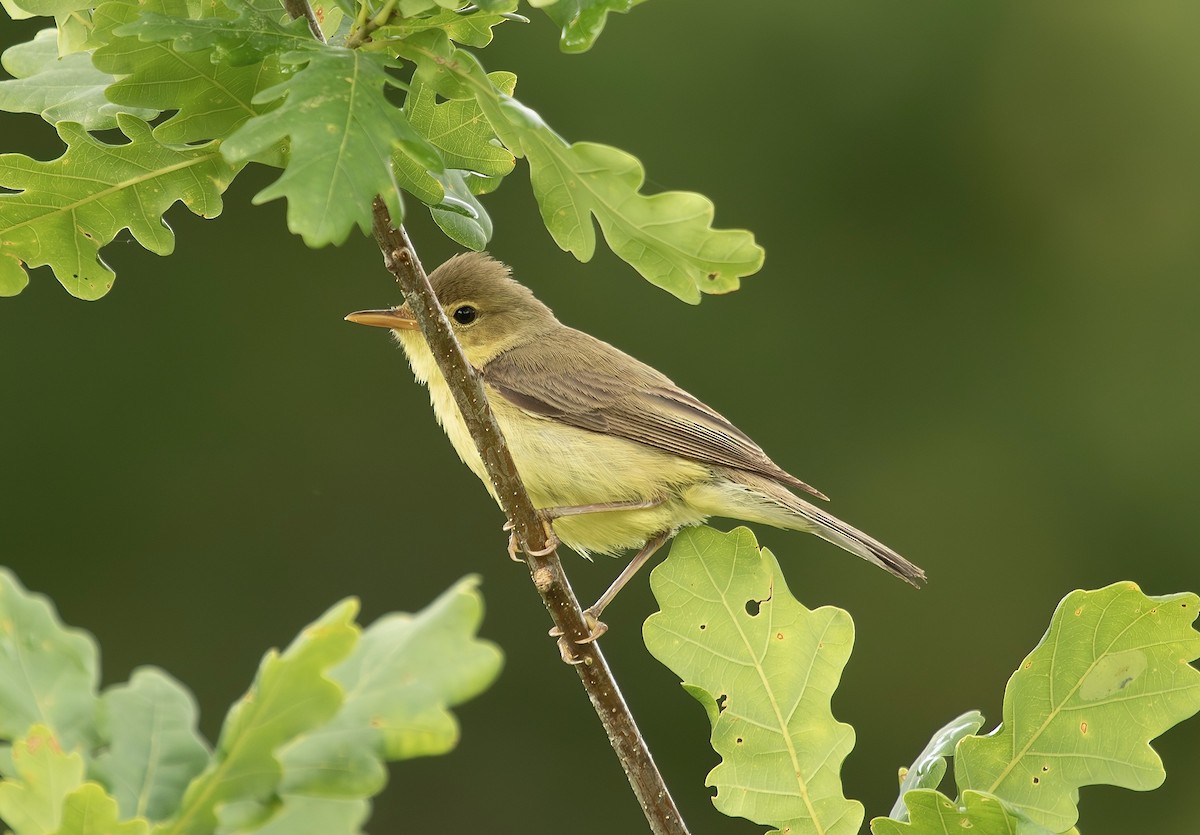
[505,497,664,562]
[549,531,672,649]
[537,497,666,522]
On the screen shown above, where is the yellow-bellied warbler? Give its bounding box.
[348,253,924,636]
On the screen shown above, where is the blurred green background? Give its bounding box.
[3,2,1199,833]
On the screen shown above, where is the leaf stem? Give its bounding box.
[369,197,691,835]
[345,0,397,49]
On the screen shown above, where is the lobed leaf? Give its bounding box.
[157,600,360,835]
[0,571,98,749]
[888,710,985,821]
[0,726,85,835]
[210,577,501,835]
[404,72,516,178]
[52,784,149,835]
[955,582,1200,833]
[92,669,210,823]
[422,45,764,302]
[643,526,862,835]
[222,795,366,835]
[377,6,516,48]
[278,576,503,797]
[1,0,89,20]
[534,0,647,53]
[0,116,240,299]
[221,48,438,246]
[871,790,1044,835]
[116,0,314,67]
[0,28,157,129]
[92,0,288,145]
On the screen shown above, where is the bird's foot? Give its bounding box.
[547,608,608,646]
[503,517,559,560]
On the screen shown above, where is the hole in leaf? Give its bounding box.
[698,623,706,631]
[716,694,727,713]
[1032,777,1040,785]
[745,599,760,617]
[735,737,744,745]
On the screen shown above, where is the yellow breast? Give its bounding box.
[396,331,711,556]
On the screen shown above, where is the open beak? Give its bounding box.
[344,306,419,330]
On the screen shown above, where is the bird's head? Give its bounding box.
[346,252,558,373]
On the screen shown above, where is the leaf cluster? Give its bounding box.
[1,0,763,300]
[645,527,1200,835]
[0,569,502,835]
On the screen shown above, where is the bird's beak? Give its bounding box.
[344,306,419,331]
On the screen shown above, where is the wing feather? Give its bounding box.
[482,329,827,499]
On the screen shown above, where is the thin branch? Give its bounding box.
[280,0,325,42]
[370,198,690,835]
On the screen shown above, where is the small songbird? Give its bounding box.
[347,253,924,635]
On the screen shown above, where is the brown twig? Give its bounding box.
[369,198,690,835]
[280,0,325,42]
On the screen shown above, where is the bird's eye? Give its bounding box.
[453,305,478,325]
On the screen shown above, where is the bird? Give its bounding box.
[347,252,924,638]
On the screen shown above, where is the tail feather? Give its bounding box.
[694,471,927,587]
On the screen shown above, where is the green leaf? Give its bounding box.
[0,115,240,299]
[430,169,492,250]
[0,726,85,835]
[643,526,862,835]
[222,795,366,835]
[955,582,1200,833]
[378,6,515,49]
[535,0,646,53]
[92,0,287,144]
[278,576,502,797]
[1,0,90,20]
[405,72,516,178]
[889,710,985,821]
[117,0,315,67]
[871,790,1040,835]
[212,578,500,835]
[92,669,210,823]
[0,29,158,129]
[0,571,98,748]
[52,784,149,835]
[1,0,36,20]
[524,134,763,301]
[158,600,359,835]
[221,48,438,246]
[425,50,763,301]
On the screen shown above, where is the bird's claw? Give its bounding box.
[557,637,587,665]
[548,608,606,664]
[547,610,608,645]
[575,608,608,644]
[506,530,525,562]
[504,517,558,560]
